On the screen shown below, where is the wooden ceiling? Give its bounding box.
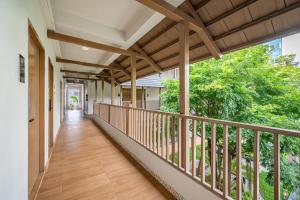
[100,0,300,83]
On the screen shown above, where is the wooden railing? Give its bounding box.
[93,103,300,200]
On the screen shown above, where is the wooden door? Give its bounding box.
[48,59,54,151]
[28,35,40,194]
[28,25,45,199]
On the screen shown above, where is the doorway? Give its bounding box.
[48,59,54,154]
[28,24,45,199]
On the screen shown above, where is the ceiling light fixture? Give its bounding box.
[81,46,90,51]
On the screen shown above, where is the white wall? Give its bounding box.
[0,0,62,199]
[282,33,300,65]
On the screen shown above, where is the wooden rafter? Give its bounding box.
[111,62,131,78]
[60,69,111,77]
[132,44,162,72]
[48,30,144,59]
[136,0,222,59]
[57,58,130,76]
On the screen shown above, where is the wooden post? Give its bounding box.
[101,79,104,102]
[131,55,137,108]
[111,70,115,105]
[178,20,190,170]
[94,80,98,102]
[141,86,145,109]
[120,85,123,106]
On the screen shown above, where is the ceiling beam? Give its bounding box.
[132,44,162,72]
[63,76,99,81]
[136,0,222,59]
[57,58,130,76]
[185,0,221,58]
[48,30,145,59]
[60,69,111,77]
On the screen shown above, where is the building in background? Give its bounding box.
[266,33,300,66]
[121,69,179,110]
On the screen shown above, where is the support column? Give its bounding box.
[111,70,115,105]
[131,55,137,108]
[101,79,104,102]
[179,20,190,170]
[95,80,98,102]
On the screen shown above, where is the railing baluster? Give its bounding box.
[253,130,260,200]
[172,116,176,164]
[236,127,242,200]
[146,112,150,148]
[166,115,170,161]
[211,122,216,189]
[153,113,157,152]
[178,117,182,167]
[157,114,161,155]
[274,134,280,200]
[201,121,206,183]
[192,119,196,177]
[144,111,147,145]
[150,112,153,150]
[223,125,228,198]
[162,114,165,157]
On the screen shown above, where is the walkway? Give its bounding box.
[36,111,175,200]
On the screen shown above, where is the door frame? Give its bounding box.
[48,58,54,154]
[28,22,45,199]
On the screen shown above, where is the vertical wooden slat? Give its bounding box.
[236,127,242,200]
[147,111,149,148]
[153,113,157,152]
[150,112,153,149]
[144,111,147,145]
[192,119,196,176]
[157,114,161,155]
[201,121,206,182]
[253,130,260,200]
[211,123,216,189]
[274,134,280,200]
[162,114,165,157]
[178,117,182,168]
[223,125,228,198]
[172,116,176,164]
[166,115,170,160]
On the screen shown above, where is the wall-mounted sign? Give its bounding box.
[19,54,25,83]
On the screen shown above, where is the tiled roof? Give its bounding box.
[121,74,164,88]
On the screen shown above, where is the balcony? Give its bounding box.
[93,103,300,200]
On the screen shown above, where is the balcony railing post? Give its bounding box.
[254,130,260,200]
[126,108,129,136]
[274,134,280,200]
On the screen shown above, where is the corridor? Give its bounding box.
[36,112,174,200]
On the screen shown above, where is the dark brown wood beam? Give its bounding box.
[60,69,111,77]
[132,44,162,72]
[57,58,130,76]
[136,0,222,59]
[48,30,144,59]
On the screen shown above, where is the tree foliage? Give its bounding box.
[160,45,300,198]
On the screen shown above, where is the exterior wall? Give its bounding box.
[93,115,221,200]
[145,87,161,110]
[87,80,121,114]
[0,0,62,199]
[282,33,300,65]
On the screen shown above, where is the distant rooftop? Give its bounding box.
[121,74,164,88]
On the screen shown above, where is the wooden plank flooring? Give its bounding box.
[36,111,175,200]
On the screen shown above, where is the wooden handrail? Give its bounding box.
[93,102,300,200]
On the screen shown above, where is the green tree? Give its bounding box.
[161,45,300,199]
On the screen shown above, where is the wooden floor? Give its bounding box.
[36,110,175,200]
